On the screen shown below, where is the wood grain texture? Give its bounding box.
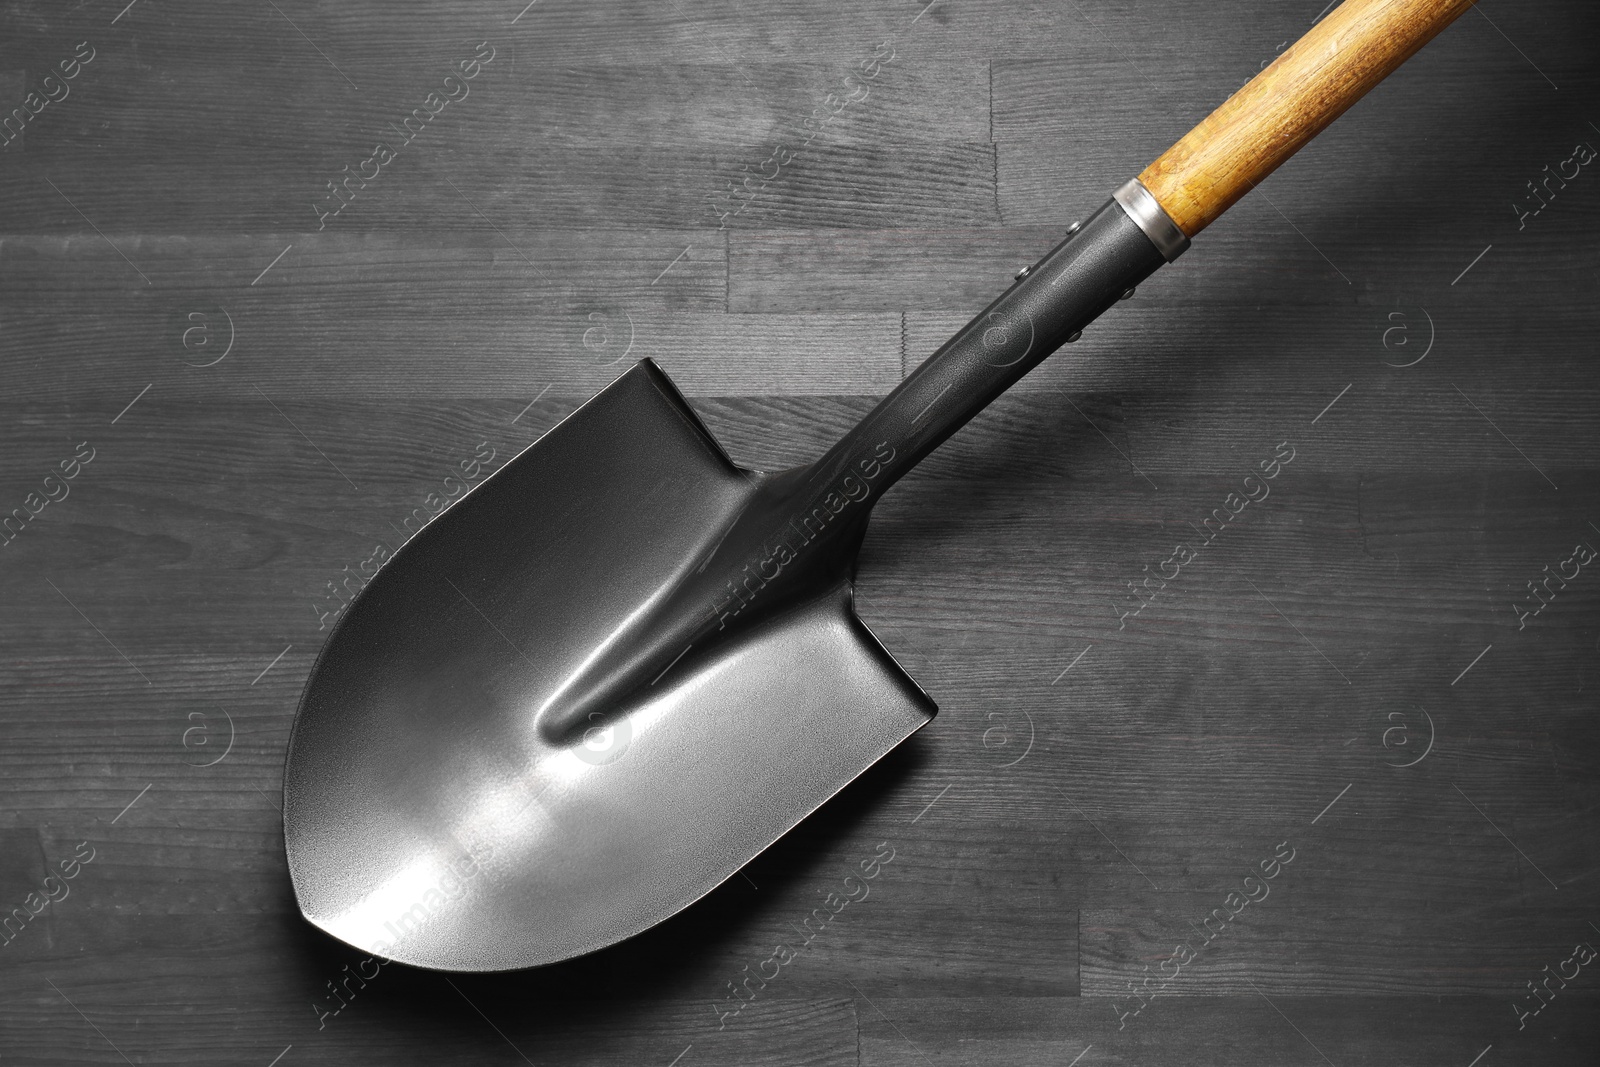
[1138,0,1478,235]
[2,0,1598,1063]
[857,997,1600,1066]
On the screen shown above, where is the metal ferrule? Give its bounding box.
[1112,178,1191,262]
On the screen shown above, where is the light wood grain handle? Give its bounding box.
[1138,0,1476,237]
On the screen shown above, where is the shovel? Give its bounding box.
[284,0,1477,971]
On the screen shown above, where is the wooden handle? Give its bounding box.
[1138,0,1475,237]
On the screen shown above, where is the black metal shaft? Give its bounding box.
[541,197,1172,735]
[813,196,1169,510]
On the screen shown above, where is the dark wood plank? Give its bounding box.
[0,237,913,397]
[3,0,1598,1063]
[857,996,1600,1066]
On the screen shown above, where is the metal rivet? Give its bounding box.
[1121,287,1136,300]
[1065,330,1083,343]
[1015,265,1032,280]
[1066,221,1082,235]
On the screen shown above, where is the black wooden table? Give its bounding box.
[2,1,1597,1063]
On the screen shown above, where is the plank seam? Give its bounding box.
[899,310,908,378]
[992,141,1004,225]
[987,59,994,145]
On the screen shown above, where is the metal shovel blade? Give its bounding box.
[283,361,935,971]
